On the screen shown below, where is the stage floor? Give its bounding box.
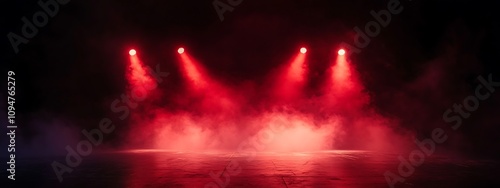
[5,150,500,188]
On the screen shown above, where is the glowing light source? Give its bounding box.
[178,47,185,54]
[338,49,346,56]
[331,48,352,92]
[300,47,307,54]
[129,49,137,56]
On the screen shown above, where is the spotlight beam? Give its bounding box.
[287,52,306,82]
[331,49,353,91]
[272,49,308,102]
[178,51,207,89]
[127,49,155,99]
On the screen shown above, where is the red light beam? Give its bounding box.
[127,49,156,99]
[286,51,307,83]
[272,49,308,102]
[178,51,207,89]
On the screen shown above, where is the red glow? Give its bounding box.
[127,53,155,97]
[176,51,239,113]
[332,53,349,86]
[338,49,346,56]
[287,52,306,82]
[123,45,410,154]
[179,52,207,88]
[129,49,137,56]
[326,49,371,114]
[267,50,308,103]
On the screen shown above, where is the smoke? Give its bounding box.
[122,49,413,153]
[17,113,82,157]
[7,0,499,158]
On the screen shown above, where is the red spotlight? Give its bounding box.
[338,49,346,56]
[178,47,185,54]
[129,49,137,56]
[127,49,155,98]
[300,47,307,54]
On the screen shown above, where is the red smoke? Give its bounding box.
[127,53,156,97]
[274,51,308,102]
[123,48,412,152]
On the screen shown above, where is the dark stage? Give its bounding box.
[2,0,500,187]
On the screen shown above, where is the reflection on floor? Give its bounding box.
[5,150,500,188]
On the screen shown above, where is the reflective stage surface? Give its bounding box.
[6,150,500,188]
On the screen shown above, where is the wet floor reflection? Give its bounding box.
[4,150,500,188]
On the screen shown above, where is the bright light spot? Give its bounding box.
[300,47,307,54]
[129,49,137,56]
[338,49,346,56]
[178,47,185,54]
